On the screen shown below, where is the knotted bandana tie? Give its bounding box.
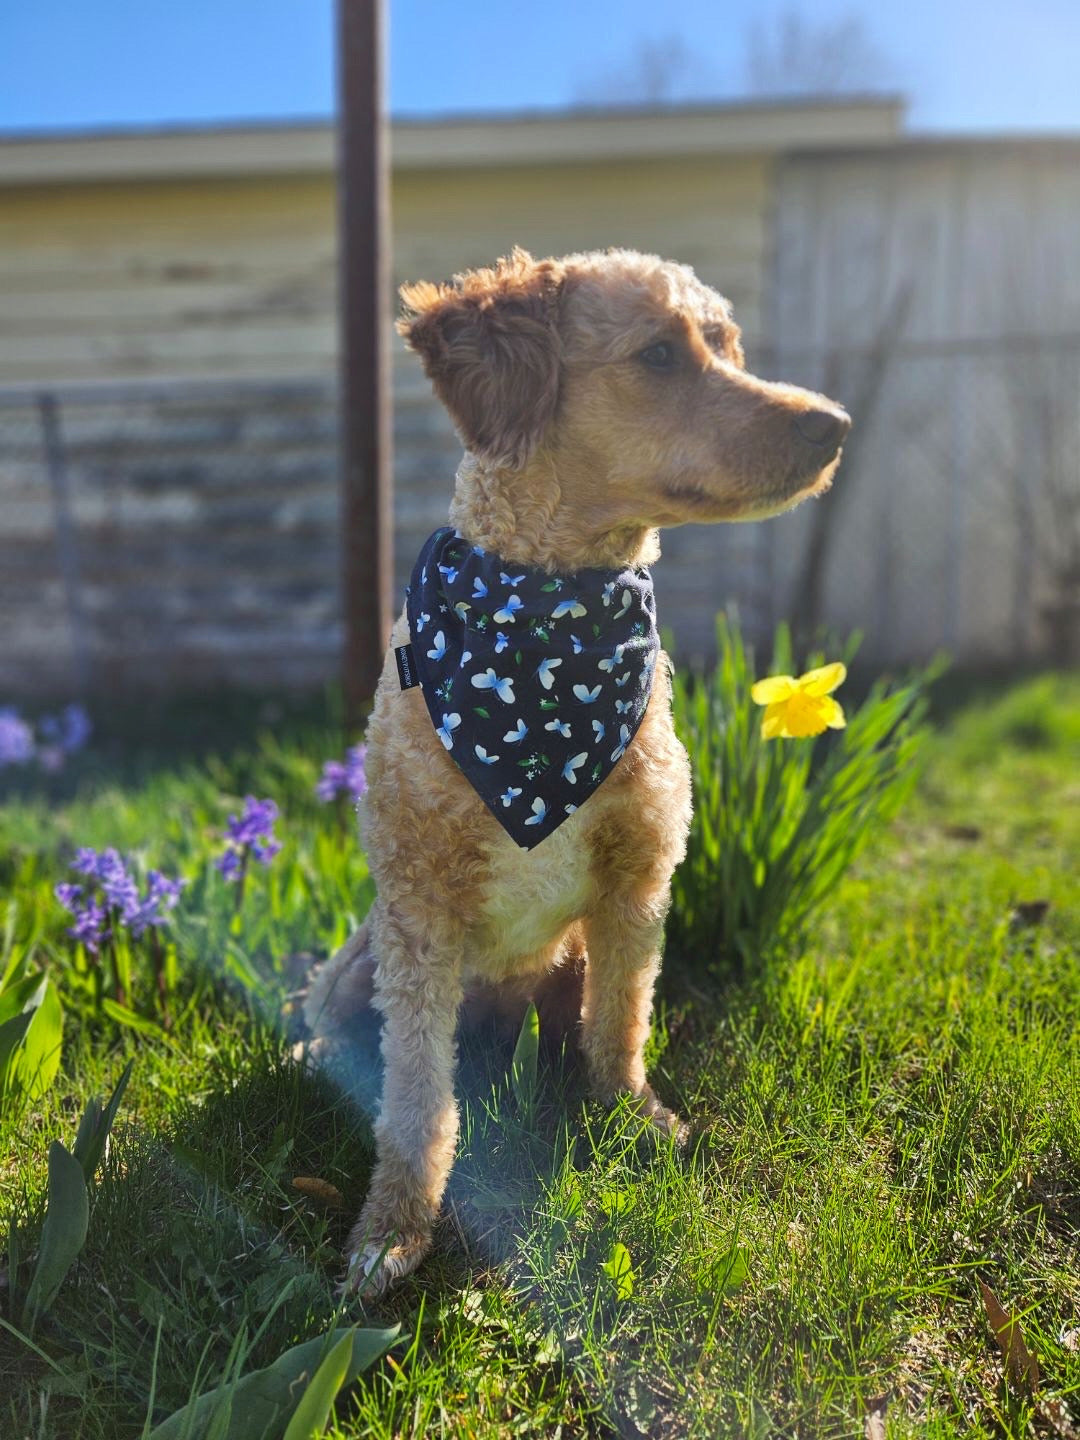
[402,527,660,849]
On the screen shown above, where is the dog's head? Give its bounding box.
[398,247,849,534]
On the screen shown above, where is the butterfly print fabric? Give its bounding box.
[404,527,660,849]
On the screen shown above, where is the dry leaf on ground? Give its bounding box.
[291,1176,346,1209]
[978,1279,1040,1391]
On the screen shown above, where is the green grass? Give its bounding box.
[2,672,1078,1438]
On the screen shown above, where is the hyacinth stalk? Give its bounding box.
[315,743,368,830]
[215,796,282,915]
[55,850,184,1024]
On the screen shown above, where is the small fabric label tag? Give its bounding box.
[395,643,419,690]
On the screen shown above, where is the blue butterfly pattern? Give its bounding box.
[404,527,659,849]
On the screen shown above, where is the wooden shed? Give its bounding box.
[0,98,901,696]
[5,100,1076,693]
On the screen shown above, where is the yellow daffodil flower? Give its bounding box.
[750,662,847,740]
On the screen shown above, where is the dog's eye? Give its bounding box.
[638,341,678,370]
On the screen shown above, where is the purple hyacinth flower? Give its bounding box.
[72,847,101,877]
[217,795,281,883]
[315,744,368,802]
[224,796,279,848]
[61,704,92,753]
[0,708,35,768]
[215,848,243,882]
[55,882,83,911]
[125,871,183,938]
[345,744,368,797]
[38,703,91,758]
[146,870,185,911]
[316,760,347,802]
[251,835,282,866]
[96,849,140,920]
[316,760,348,802]
[68,901,109,953]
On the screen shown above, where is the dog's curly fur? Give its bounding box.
[303,248,849,1295]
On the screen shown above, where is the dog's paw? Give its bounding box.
[340,1232,430,1300]
[633,1086,690,1147]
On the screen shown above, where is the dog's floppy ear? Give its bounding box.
[397,248,563,469]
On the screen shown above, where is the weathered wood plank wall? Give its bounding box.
[0,153,774,696]
[4,137,1077,697]
[767,141,1080,664]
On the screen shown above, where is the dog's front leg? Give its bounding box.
[582,896,687,1142]
[344,905,464,1297]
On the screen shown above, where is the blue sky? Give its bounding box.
[2,0,1079,135]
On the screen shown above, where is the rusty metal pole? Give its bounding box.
[338,0,393,730]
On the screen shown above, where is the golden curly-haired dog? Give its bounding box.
[305,247,849,1294]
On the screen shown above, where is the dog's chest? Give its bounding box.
[468,811,592,977]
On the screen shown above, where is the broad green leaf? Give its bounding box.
[601,1242,634,1301]
[0,971,49,1028]
[710,1245,750,1293]
[0,1011,34,1098]
[73,1059,134,1185]
[510,1003,539,1107]
[22,1142,89,1332]
[101,999,165,1038]
[148,1325,399,1440]
[598,1187,635,1218]
[281,1328,354,1440]
[16,980,63,1104]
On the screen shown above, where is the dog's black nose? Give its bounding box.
[794,408,851,453]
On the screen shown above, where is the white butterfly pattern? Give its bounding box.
[493,594,523,623]
[524,797,548,826]
[471,668,516,703]
[536,657,562,690]
[610,725,631,762]
[562,752,588,784]
[551,598,587,620]
[413,526,658,845]
[437,713,461,750]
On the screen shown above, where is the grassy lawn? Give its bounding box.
[2,670,1078,1438]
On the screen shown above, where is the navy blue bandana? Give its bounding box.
[402,527,659,849]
